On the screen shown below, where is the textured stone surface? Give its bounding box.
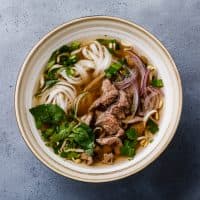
[0,0,200,199]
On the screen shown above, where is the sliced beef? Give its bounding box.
[101,79,116,93]
[96,136,122,146]
[89,79,118,111]
[95,113,124,136]
[124,85,134,105]
[108,90,130,119]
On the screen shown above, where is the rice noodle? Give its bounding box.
[59,60,94,85]
[39,81,76,112]
[48,64,62,72]
[114,69,137,90]
[82,41,112,76]
[42,42,111,86]
[71,48,82,55]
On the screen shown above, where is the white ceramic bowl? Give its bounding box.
[15,16,182,182]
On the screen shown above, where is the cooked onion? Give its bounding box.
[124,50,146,92]
[84,73,105,91]
[73,92,89,117]
[142,86,162,112]
[115,70,139,116]
[114,69,137,90]
[140,69,150,95]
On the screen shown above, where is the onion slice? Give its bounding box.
[114,69,137,90]
[124,50,146,92]
[73,92,89,118]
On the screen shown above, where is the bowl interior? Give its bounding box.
[15,17,182,182]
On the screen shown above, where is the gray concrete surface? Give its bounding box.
[0,0,200,199]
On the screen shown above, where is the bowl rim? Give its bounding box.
[15,15,183,182]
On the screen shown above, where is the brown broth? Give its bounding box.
[76,70,103,116]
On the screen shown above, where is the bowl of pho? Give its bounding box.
[15,16,182,182]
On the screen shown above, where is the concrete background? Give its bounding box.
[0,0,200,199]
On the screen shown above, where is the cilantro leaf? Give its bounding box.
[121,128,138,157]
[121,140,136,157]
[29,104,66,128]
[70,123,94,155]
[147,119,159,134]
[50,122,75,142]
[126,128,137,141]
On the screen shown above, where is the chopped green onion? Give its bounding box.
[45,60,55,70]
[69,41,80,51]
[151,79,164,88]
[59,55,68,64]
[66,67,75,77]
[105,62,123,78]
[58,45,70,53]
[47,43,80,67]
[44,79,58,88]
[49,45,70,63]
[97,39,117,45]
[63,55,78,67]
[97,39,120,53]
[46,68,60,80]
[68,55,78,64]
